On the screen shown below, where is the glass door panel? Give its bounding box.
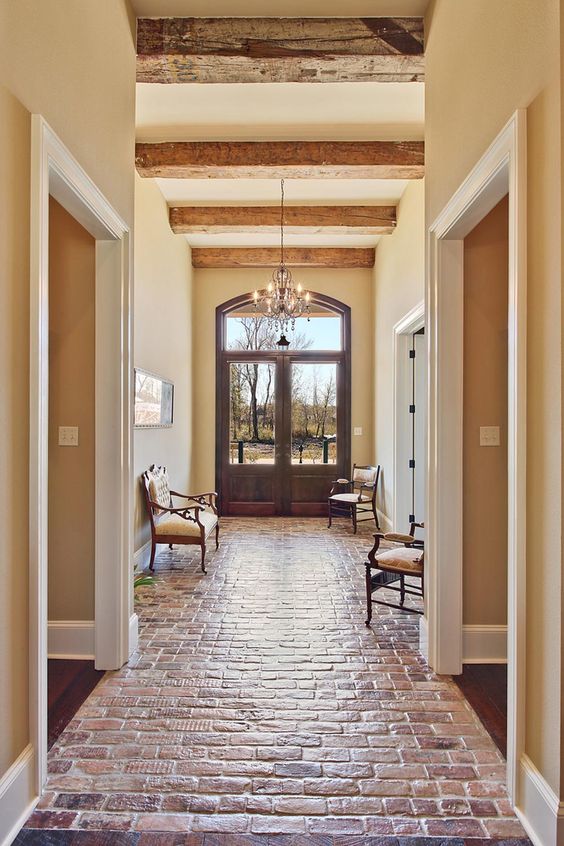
[229,361,276,465]
[291,362,337,465]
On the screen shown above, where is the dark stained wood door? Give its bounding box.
[218,351,350,516]
[216,294,351,517]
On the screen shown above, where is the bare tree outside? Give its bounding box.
[227,315,337,465]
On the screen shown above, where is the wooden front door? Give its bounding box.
[216,295,351,517]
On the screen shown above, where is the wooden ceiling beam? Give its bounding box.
[137,17,424,84]
[191,247,376,269]
[170,205,396,235]
[136,141,424,179]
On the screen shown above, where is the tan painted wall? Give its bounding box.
[192,268,374,493]
[463,197,508,627]
[426,0,562,792]
[0,1,135,777]
[134,175,193,552]
[372,180,425,524]
[48,199,96,622]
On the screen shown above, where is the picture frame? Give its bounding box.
[134,368,174,428]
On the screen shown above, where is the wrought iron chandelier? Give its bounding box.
[252,179,311,332]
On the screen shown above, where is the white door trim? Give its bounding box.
[393,301,425,532]
[29,115,134,795]
[425,109,527,805]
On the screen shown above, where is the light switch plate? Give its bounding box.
[58,426,79,446]
[479,426,500,447]
[353,427,363,436]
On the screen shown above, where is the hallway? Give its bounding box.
[26,519,525,839]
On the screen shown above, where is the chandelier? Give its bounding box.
[252,179,311,332]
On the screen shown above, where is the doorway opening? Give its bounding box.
[216,292,351,516]
[46,197,102,750]
[454,195,510,758]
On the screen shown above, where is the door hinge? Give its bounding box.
[409,404,415,414]
[409,459,415,469]
[409,349,416,359]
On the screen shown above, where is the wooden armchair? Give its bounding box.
[365,522,424,622]
[141,465,219,573]
[328,464,381,533]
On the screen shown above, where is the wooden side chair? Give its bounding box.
[365,522,424,622]
[328,464,381,534]
[142,465,219,573]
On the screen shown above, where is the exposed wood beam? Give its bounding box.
[170,205,395,235]
[136,141,424,179]
[137,17,424,84]
[191,247,376,269]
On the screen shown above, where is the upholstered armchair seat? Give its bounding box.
[155,510,218,538]
[371,547,423,575]
[329,492,372,503]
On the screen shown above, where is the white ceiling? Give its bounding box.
[156,178,410,206]
[136,82,424,143]
[131,1,429,17]
[134,7,426,250]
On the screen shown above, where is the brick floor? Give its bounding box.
[26,518,528,839]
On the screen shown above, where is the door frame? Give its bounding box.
[29,116,134,793]
[393,300,425,532]
[216,291,351,515]
[425,110,527,804]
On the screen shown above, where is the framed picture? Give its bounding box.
[134,368,174,428]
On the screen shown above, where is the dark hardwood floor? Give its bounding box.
[48,659,105,750]
[454,663,507,757]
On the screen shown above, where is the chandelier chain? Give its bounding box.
[280,178,285,266]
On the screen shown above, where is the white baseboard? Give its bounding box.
[516,754,564,846]
[129,612,139,656]
[134,539,152,570]
[0,745,37,846]
[462,624,507,664]
[48,620,95,659]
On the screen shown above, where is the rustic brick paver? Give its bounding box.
[28,518,527,838]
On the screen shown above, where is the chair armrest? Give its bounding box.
[170,490,218,513]
[366,532,386,566]
[384,532,419,545]
[329,479,351,495]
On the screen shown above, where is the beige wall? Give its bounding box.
[48,199,96,622]
[0,1,135,777]
[372,180,425,524]
[426,0,562,792]
[134,175,193,552]
[463,197,508,627]
[192,268,374,493]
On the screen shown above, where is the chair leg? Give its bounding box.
[328,501,332,528]
[365,565,373,626]
[352,506,358,534]
[200,543,207,574]
[215,523,220,549]
[149,540,156,571]
[400,574,406,607]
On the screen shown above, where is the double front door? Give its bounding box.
[218,351,350,516]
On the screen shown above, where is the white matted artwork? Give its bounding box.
[134,369,174,427]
